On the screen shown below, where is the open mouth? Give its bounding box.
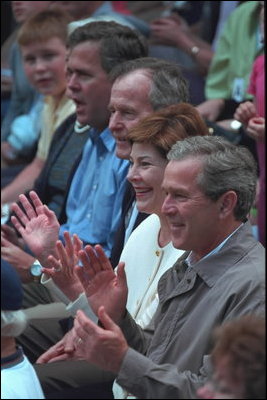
[134,188,151,197]
[73,99,85,110]
[170,222,184,231]
[114,136,127,143]
[37,78,51,85]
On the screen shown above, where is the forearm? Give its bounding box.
[196,98,225,121]
[117,348,209,399]
[119,311,153,355]
[117,310,212,399]
[41,276,97,320]
[1,157,45,204]
[1,248,36,283]
[172,31,213,74]
[41,273,72,304]
[66,292,98,321]
[189,36,213,74]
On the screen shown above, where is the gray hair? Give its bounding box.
[67,21,148,74]
[1,310,28,337]
[167,136,257,221]
[109,57,189,109]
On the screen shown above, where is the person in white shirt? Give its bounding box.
[1,259,44,399]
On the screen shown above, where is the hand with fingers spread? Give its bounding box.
[43,231,84,301]
[75,244,128,324]
[73,307,128,373]
[10,190,60,267]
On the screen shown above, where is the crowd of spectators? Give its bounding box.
[1,2,265,399]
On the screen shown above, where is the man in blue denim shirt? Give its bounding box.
[57,21,148,256]
[60,127,127,256]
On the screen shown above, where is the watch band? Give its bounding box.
[32,274,41,284]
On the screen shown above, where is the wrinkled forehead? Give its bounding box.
[110,71,153,108]
[113,69,152,91]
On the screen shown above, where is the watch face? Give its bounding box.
[30,262,42,277]
[231,120,242,130]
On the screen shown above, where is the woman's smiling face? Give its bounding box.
[127,142,168,215]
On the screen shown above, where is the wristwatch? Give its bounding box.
[191,45,200,57]
[30,260,43,283]
[230,120,242,131]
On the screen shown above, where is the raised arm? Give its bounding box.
[43,231,84,301]
[75,244,128,324]
[150,15,213,74]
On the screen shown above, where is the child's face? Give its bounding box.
[21,37,67,100]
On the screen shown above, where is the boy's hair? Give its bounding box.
[18,8,71,47]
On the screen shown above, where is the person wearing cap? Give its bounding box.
[1,259,44,399]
